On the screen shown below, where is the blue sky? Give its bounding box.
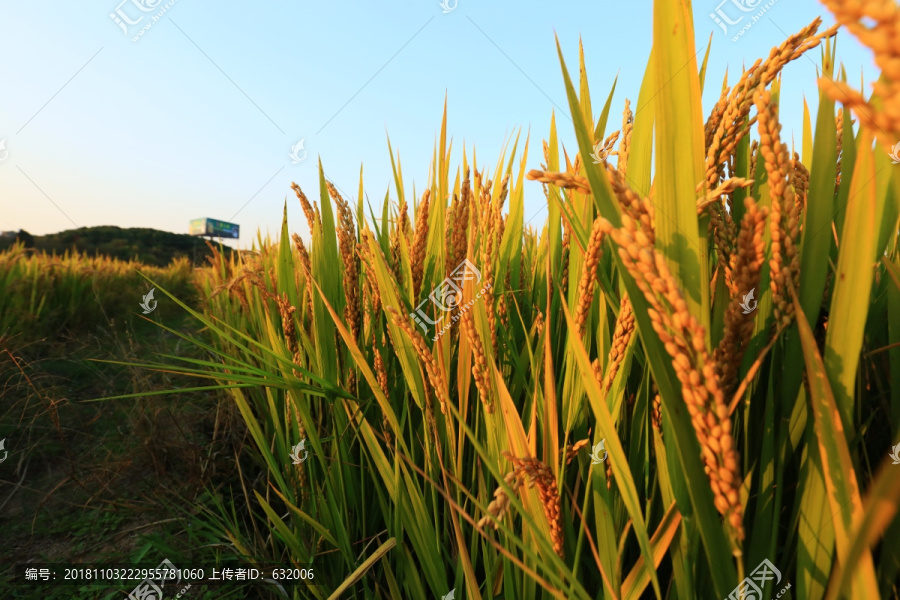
[0,1,879,248]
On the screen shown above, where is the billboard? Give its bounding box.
[189,218,239,239]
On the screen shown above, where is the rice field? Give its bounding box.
[4,1,900,599]
[0,244,195,345]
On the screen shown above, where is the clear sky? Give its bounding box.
[0,1,879,248]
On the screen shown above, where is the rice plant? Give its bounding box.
[133,2,900,598]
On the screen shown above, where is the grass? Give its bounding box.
[3,1,900,599]
[0,252,261,598]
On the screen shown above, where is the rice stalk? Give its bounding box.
[601,214,744,540]
[755,88,801,329]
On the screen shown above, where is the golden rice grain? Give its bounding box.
[651,393,663,438]
[602,215,745,540]
[618,99,634,175]
[328,182,361,341]
[411,189,431,298]
[748,140,759,183]
[447,170,472,283]
[755,88,800,328]
[525,169,591,195]
[606,166,655,241]
[715,198,768,393]
[565,439,591,465]
[835,108,844,194]
[697,178,755,214]
[705,19,837,188]
[357,238,382,320]
[372,332,392,447]
[791,152,810,217]
[560,223,571,300]
[817,0,900,146]
[534,309,545,339]
[385,306,450,415]
[291,182,319,233]
[291,233,315,318]
[595,130,620,163]
[504,452,564,557]
[477,471,521,530]
[602,294,635,393]
[390,199,408,283]
[461,301,493,414]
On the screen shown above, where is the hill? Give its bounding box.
[0,226,235,267]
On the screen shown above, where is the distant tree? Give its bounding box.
[0,226,234,265]
[16,229,34,248]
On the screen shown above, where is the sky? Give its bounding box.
[0,0,880,249]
